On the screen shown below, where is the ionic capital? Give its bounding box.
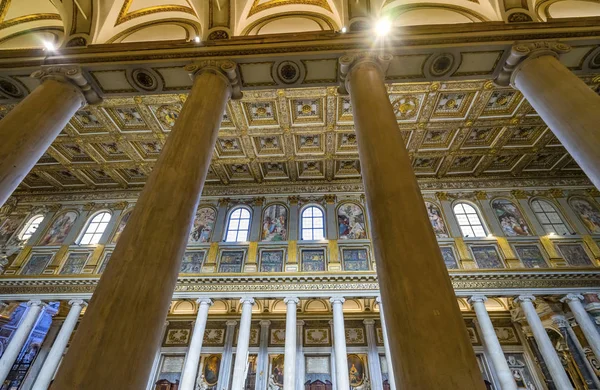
[284,297,300,305]
[330,296,345,305]
[26,300,44,308]
[68,299,87,307]
[515,295,536,304]
[185,60,242,100]
[560,293,584,304]
[259,320,271,327]
[468,295,487,306]
[31,65,101,105]
[239,297,255,305]
[363,319,376,326]
[196,298,213,306]
[338,53,393,95]
[495,41,571,87]
[226,320,238,326]
[551,314,569,329]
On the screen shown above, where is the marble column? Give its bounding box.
[339,54,484,389]
[364,319,384,390]
[496,42,600,189]
[217,320,238,390]
[180,298,213,390]
[0,67,100,207]
[256,320,271,390]
[563,317,600,390]
[561,294,600,360]
[469,295,517,390]
[283,297,299,390]
[296,320,305,390]
[330,297,349,390]
[52,60,242,390]
[0,300,44,383]
[376,297,396,390]
[32,299,85,390]
[516,295,573,390]
[231,297,255,389]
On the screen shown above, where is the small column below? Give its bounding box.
[364,319,383,390]
[231,297,255,389]
[330,297,349,390]
[283,297,299,390]
[561,294,600,361]
[376,297,396,390]
[180,298,213,390]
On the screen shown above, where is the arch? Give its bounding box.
[568,196,600,234]
[452,201,488,238]
[336,201,368,240]
[78,211,113,245]
[224,206,252,242]
[490,198,533,237]
[304,298,329,312]
[300,204,326,240]
[485,298,510,311]
[342,298,363,312]
[261,203,289,241]
[536,0,600,21]
[105,19,201,43]
[382,2,493,27]
[171,300,195,315]
[271,299,288,313]
[241,12,337,36]
[529,197,572,235]
[208,299,229,314]
[18,214,45,243]
[456,298,470,311]
[0,1,65,49]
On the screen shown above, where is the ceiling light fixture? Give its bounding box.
[341,26,347,33]
[375,18,391,37]
[43,41,56,51]
[194,36,201,43]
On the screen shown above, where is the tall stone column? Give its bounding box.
[339,54,484,389]
[561,294,600,360]
[376,297,396,390]
[231,297,255,389]
[256,320,271,390]
[330,297,349,390]
[515,296,573,390]
[0,66,100,207]
[0,300,44,383]
[33,299,85,390]
[217,320,238,390]
[469,295,517,390]
[283,297,299,390]
[495,42,600,189]
[180,298,213,390]
[296,320,305,390]
[364,319,384,390]
[52,60,242,390]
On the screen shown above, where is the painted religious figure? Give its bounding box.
[440,246,459,269]
[218,250,244,273]
[259,250,285,272]
[203,354,221,387]
[271,354,285,386]
[342,248,369,271]
[492,199,532,236]
[301,249,326,272]
[39,212,78,246]
[262,204,287,241]
[98,252,111,274]
[180,251,205,274]
[0,215,23,246]
[338,203,367,240]
[21,254,53,275]
[188,207,216,244]
[347,354,365,387]
[505,354,538,390]
[570,197,600,234]
[471,245,505,269]
[60,252,89,275]
[111,211,131,244]
[425,202,449,238]
[514,245,548,268]
[556,243,593,267]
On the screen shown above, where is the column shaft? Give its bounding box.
[231,298,254,389]
[52,64,235,389]
[0,79,84,207]
[513,55,600,189]
[364,319,384,390]
[180,299,212,390]
[256,320,271,390]
[518,297,573,390]
[296,320,305,390]
[344,56,484,389]
[0,301,44,383]
[563,294,600,361]
[217,320,238,390]
[283,298,298,390]
[377,298,396,390]
[330,298,349,390]
[470,296,517,390]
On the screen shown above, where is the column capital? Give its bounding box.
[296,320,305,327]
[375,296,382,304]
[330,296,345,305]
[196,298,213,306]
[515,295,536,304]
[239,297,255,305]
[185,60,242,100]
[259,320,271,327]
[337,53,393,95]
[226,320,238,327]
[495,41,571,87]
[560,293,584,303]
[31,65,101,105]
[68,299,86,307]
[468,295,487,305]
[551,315,569,329]
[363,319,375,326]
[284,297,300,305]
[26,300,44,307]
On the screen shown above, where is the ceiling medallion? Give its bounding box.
[0,77,23,99]
[392,96,418,119]
[277,61,301,84]
[131,69,158,91]
[430,53,454,77]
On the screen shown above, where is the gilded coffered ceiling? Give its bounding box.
[5,76,598,194]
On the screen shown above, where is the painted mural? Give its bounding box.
[301,249,326,272]
[556,243,593,267]
[440,246,459,269]
[471,246,504,269]
[60,252,89,275]
[570,197,600,234]
[347,354,366,387]
[189,207,216,244]
[514,245,548,268]
[341,248,369,271]
[0,215,23,246]
[21,254,53,275]
[505,354,538,389]
[270,354,285,387]
[492,199,532,236]
[218,250,244,273]
[180,251,205,274]
[111,211,131,244]
[203,354,221,387]
[338,203,367,240]
[261,204,287,241]
[259,250,285,272]
[98,252,112,274]
[426,202,449,238]
[38,212,78,246]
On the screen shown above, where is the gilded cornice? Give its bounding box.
[248,0,332,17]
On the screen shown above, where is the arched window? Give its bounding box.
[79,212,112,245]
[531,199,570,235]
[224,207,251,242]
[453,202,487,238]
[18,215,44,242]
[301,206,325,240]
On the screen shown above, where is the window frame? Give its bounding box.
[300,204,326,241]
[452,201,488,238]
[223,206,252,243]
[529,198,571,236]
[77,211,113,246]
[18,214,45,243]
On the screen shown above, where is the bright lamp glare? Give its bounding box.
[194,36,201,43]
[341,26,347,33]
[43,41,55,51]
[375,18,391,37]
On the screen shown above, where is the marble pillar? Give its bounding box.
[52,61,242,389]
[180,298,213,390]
[256,320,271,390]
[0,301,44,383]
[339,54,484,389]
[469,296,517,390]
[283,297,299,390]
[376,297,396,390]
[330,297,349,390]
[0,67,100,207]
[364,319,384,390]
[496,42,600,189]
[561,294,600,360]
[231,297,255,389]
[217,320,238,390]
[516,296,573,390]
[296,320,305,390]
[32,299,85,390]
